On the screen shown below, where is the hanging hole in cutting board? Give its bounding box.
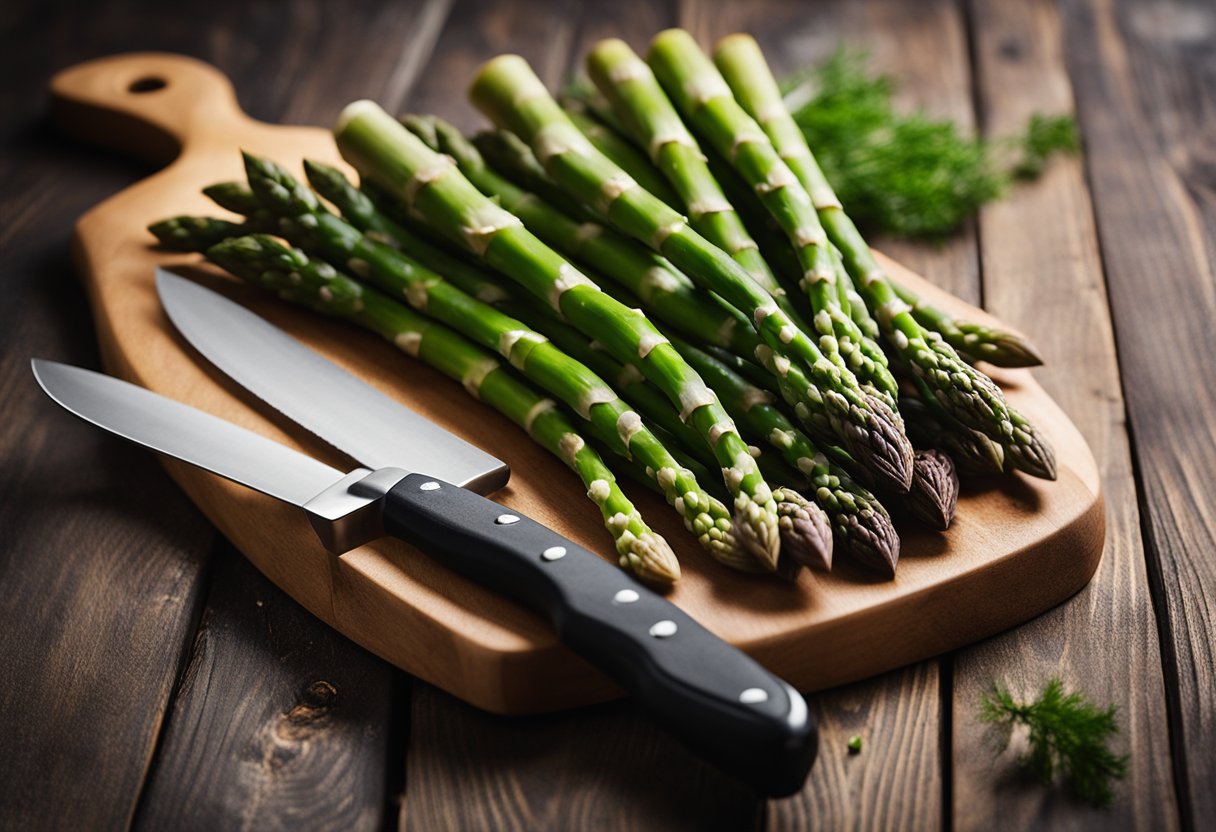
[128,76,167,94]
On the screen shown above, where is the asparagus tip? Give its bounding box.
[907,449,960,531]
[774,488,833,571]
[978,331,1045,368]
[732,492,782,572]
[621,530,681,587]
[844,394,915,494]
[840,508,900,578]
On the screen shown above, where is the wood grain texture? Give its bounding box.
[132,540,400,832]
[404,682,760,831]
[1060,0,1216,824]
[951,0,1181,827]
[0,5,217,828]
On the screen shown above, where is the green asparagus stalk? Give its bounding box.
[563,102,683,210]
[407,115,758,360]
[149,215,247,251]
[713,33,1055,479]
[302,159,514,305]
[466,56,913,493]
[472,129,593,220]
[201,233,679,584]
[645,30,897,405]
[494,290,832,571]
[240,152,746,571]
[891,282,1044,367]
[585,39,782,297]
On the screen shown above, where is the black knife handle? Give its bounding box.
[381,473,816,796]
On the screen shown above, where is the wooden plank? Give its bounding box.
[132,540,400,831]
[0,7,217,829]
[1057,0,1216,824]
[403,682,760,831]
[953,0,1181,826]
[680,0,978,825]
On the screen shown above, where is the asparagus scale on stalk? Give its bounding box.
[713,33,1055,479]
[239,152,747,572]
[641,31,897,406]
[334,101,784,569]
[467,54,914,494]
[189,230,681,585]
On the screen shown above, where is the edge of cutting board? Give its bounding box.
[52,52,1104,714]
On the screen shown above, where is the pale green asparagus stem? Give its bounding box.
[466,57,914,493]
[714,33,1055,479]
[204,233,679,584]
[563,103,683,209]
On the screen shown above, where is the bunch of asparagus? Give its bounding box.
[150,30,1055,589]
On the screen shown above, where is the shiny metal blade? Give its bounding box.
[32,359,345,508]
[156,269,509,494]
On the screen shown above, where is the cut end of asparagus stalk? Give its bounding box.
[774,487,833,571]
[838,508,900,578]
[731,491,782,572]
[620,530,681,588]
[906,449,960,531]
[841,393,915,494]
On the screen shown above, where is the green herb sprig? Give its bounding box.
[784,51,1079,238]
[980,677,1129,807]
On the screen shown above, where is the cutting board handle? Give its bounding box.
[49,52,246,166]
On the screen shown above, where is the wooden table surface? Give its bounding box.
[1,0,1212,829]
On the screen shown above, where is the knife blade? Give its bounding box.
[33,356,815,795]
[156,268,509,494]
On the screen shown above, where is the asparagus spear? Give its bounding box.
[199,232,679,584]
[645,30,897,405]
[891,282,1044,367]
[713,34,1056,479]
[149,215,246,252]
[331,112,785,569]
[466,57,913,493]
[563,102,683,210]
[906,449,959,531]
[240,152,745,570]
[302,159,514,305]
[406,115,758,360]
[585,39,783,298]
[472,129,593,220]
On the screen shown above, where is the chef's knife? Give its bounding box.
[32,354,815,796]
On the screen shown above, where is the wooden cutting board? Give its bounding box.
[49,52,1104,715]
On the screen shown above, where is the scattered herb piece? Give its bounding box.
[847,735,863,754]
[783,51,1079,238]
[980,677,1128,807]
